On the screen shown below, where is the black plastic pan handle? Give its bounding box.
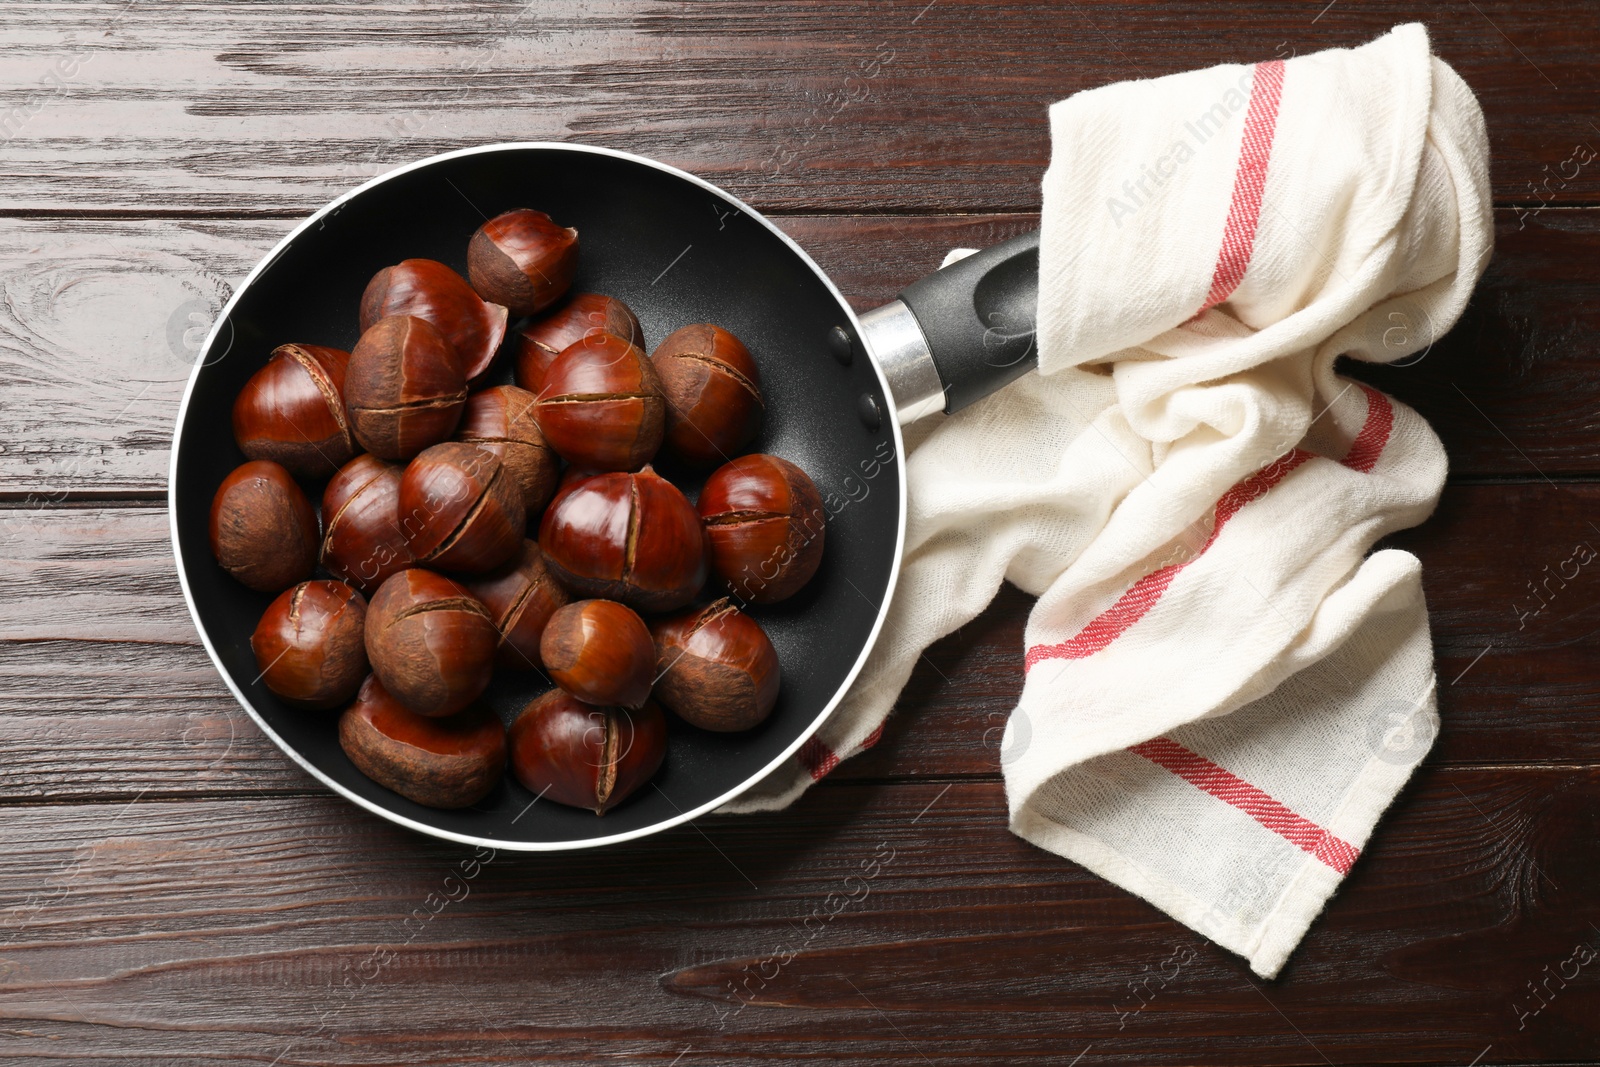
[832,230,1040,424]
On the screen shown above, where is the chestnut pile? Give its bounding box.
[211,208,826,816]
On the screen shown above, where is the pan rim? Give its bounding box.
[167,140,909,851]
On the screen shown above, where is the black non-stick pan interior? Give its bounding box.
[171,145,904,847]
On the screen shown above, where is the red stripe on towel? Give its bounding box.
[1341,385,1394,472]
[1130,737,1360,874]
[1024,383,1394,671]
[1024,449,1310,669]
[1199,60,1287,313]
[799,722,884,782]
[798,736,839,780]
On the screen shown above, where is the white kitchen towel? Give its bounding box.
[721,23,1492,979]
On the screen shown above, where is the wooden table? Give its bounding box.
[3,2,1597,1063]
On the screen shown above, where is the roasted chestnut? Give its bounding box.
[232,343,356,480]
[541,599,654,709]
[538,467,707,612]
[398,442,525,574]
[651,598,780,732]
[465,539,570,671]
[508,689,666,815]
[546,464,601,514]
[455,385,558,517]
[209,460,319,593]
[339,675,506,809]
[532,333,665,471]
[251,580,369,709]
[698,454,825,603]
[365,569,498,717]
[467,208,579,316]
[344,315,467,461]
[652,324,763,466]
[513,293,643,394]
[359,258,509,383]
[320,454,415,592]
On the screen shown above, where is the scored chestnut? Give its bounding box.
[339,675,507,809]
[538,467,707,612]
[232,343,356,480]
[651,598,780,732]
[652,324,764,466]
[467,208,579,316]
[320,454,415,592]
[465,540,570,671]
[513,293,643,394]
[365,569,499,717]
[360,258,509,383]
[698,454,825,604]
[532,333,665,472]
[508,690,666,815]
[344,315,467,461]
[541,599,654,709]
[251,580,369,710]
[455,385,558,517]
[210,459,319,593]
[398,442,525,574]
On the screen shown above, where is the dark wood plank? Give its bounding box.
[3,483,1597,801]
[0,769,1591,1064]
[3,209,1600,496]
[0,503,315,798]
[0,218,286,497]
[0,1,1594,215]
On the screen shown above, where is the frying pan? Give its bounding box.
[170,143,1039,850]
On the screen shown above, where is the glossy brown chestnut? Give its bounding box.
[209,460,319,593]
[538,467,707,612]
[398,442,525,574]
[455,385,558,517]
[513,293,643,394]
[232,343,356,480]
[698,454,826,603]
[359,258,509,382]
[546,465,601,514]
[467,208,579,316]
[652,324,764,466]
[320,454,415,592]
[508,690,666,815]
[465,540,570,670]
[339,675,506,809]
[251,580,369,709]
[365,569,498,717]
[345,315,467,461]
[651,598,780,732]
[532,333,665,471]
[541,599,654,709]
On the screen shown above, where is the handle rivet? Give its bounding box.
[856,393,882,431]
[827,325,854,366]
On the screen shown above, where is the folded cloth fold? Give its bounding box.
[720,22,1492,978]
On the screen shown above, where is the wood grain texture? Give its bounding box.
[2,484,1597,802]
[3,3,1598,1061]
[0,770,1590,1064]
[3,209,1600,495]
[0,219,280,497]
[0,0,1595,215]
